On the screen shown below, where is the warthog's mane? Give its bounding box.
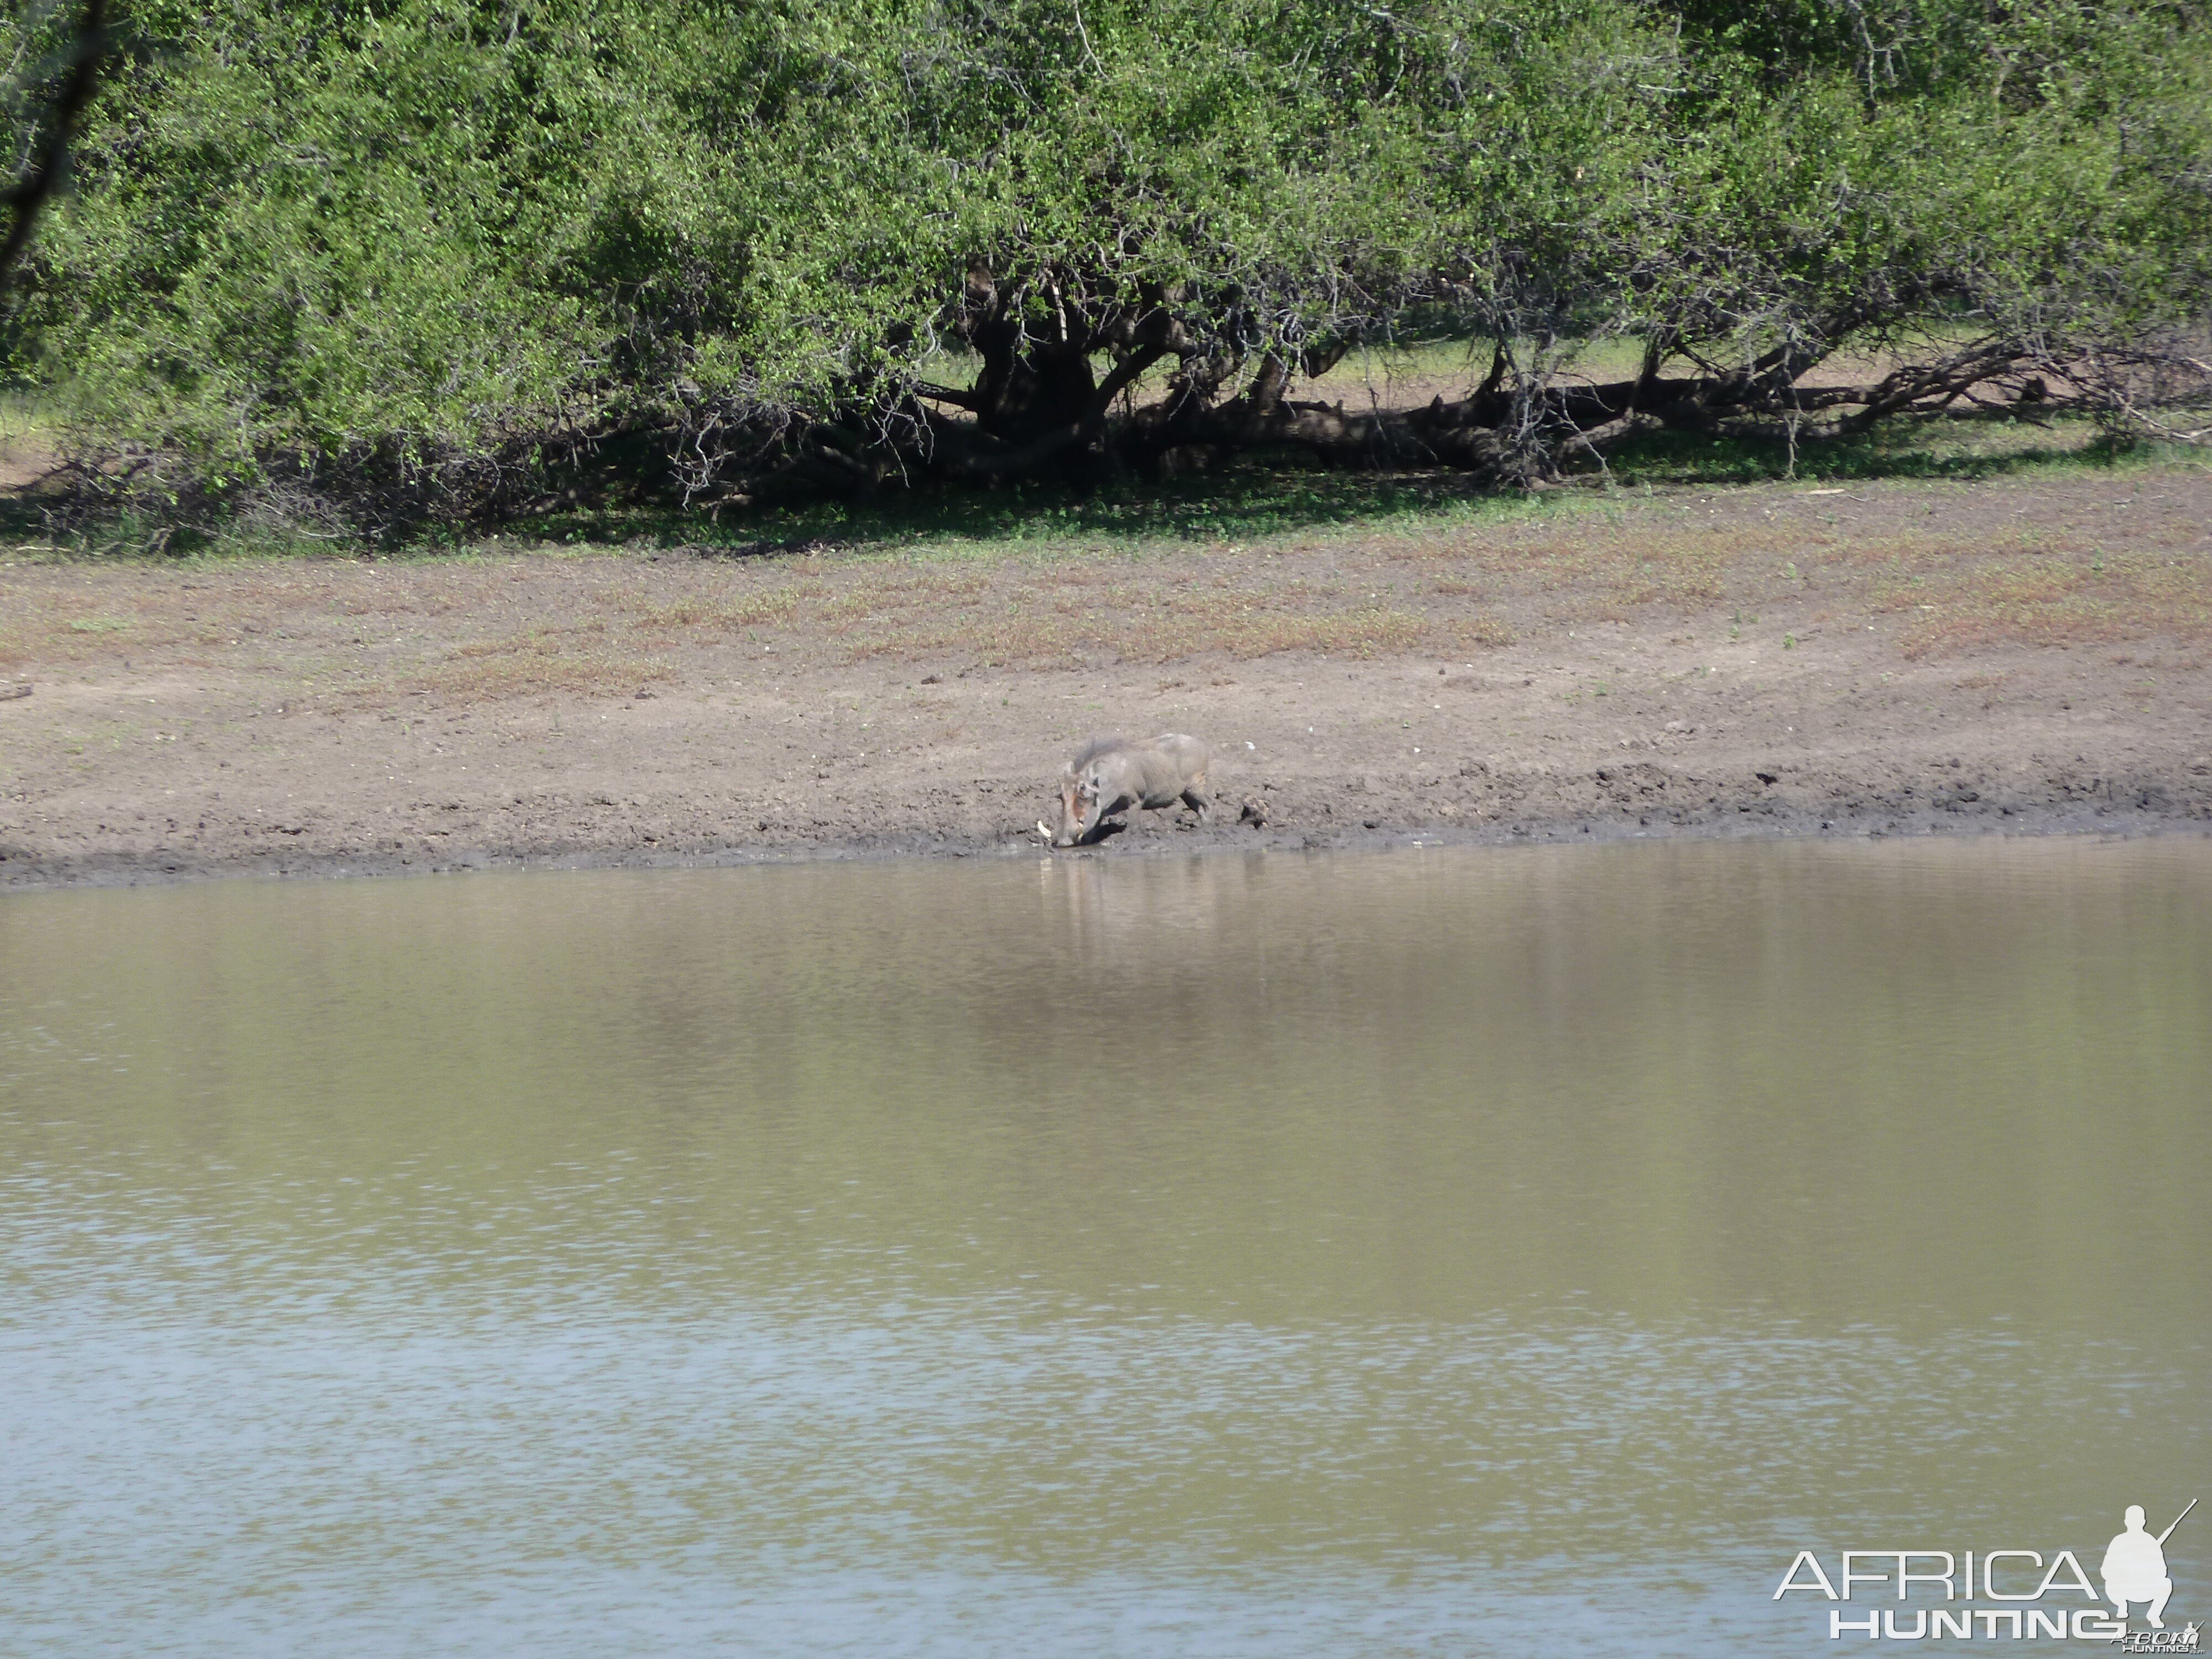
[1070,735,1131,771]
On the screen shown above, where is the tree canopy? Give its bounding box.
[7,0,2210,531]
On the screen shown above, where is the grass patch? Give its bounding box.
[608,589,814,631]
[501,464,1578,565]
[2,405,2199,571]
[1596,410,2189,489]
[815,566,1512,665]
[472,414,2201,566]
[395,654,672,700]
[0,392,64,446]
[1886,552,2212,658]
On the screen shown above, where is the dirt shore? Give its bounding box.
[3,469,2209,888]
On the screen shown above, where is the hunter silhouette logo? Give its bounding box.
[2105,1501,2192,1628]
[1773,1498,2197,1643]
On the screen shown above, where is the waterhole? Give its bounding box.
[3,839,2206,1655]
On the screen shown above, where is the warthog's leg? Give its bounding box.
[1080,787,1130,845]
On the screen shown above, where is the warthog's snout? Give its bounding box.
[1050,733,1213,847]
[1054,766,1087,847]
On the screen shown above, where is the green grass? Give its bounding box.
[500,467,1579,564]
[2,405,2201,569]
[498,410,2193,564]
[0,392,62,445]
[0,498,361,565]
[1305,333,1654,392]
[1594,409,2190,488]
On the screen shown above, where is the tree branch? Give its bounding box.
[1091,341,1167,416]
[0,0,108,298]
[911,381,983,411]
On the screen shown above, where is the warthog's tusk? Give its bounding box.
[1036,820,1053,842]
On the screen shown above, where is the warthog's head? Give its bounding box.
[1052,761,1093,847]
[1050,737,1131,847]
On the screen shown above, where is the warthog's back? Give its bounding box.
[1104,734,1210,804]
[1144,732,1211,787]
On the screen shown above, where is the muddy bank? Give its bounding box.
[4,731,2207,891]
[3,471,2209,888]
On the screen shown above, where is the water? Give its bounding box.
[2,838,2206,1656]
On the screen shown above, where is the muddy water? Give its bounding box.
[2,839,2207,1656]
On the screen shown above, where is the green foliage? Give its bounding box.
[4,0,2208,525]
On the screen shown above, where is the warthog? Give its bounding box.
[1045,733,1213,847]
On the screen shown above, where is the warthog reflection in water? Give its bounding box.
[1042,733,1214,847]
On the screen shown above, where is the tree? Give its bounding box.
[1,0,106,297]
[8,0,2210,534]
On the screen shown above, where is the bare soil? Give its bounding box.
[3,469,2209,888]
